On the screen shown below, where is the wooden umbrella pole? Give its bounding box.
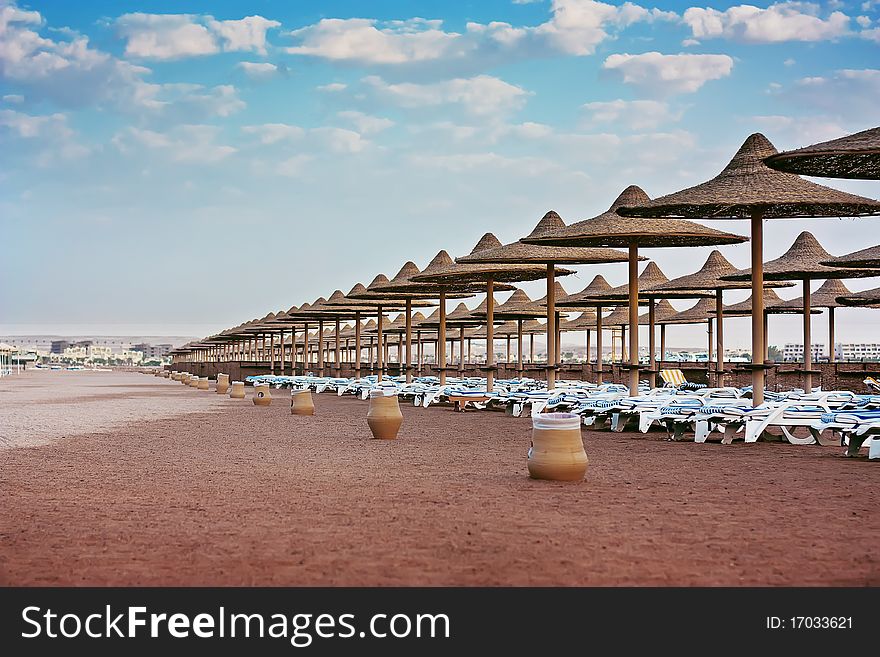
[648,298,657,389]
[438,290,447,385]
[751,210,765,406]
[270,332,276,374]
[763,311,769,362]
[405,298,413,384]
[486,278,495,392]
[517,319,523,376]
[529,334,533,363]
[279,329,285,375]
[627,243,640,395]
[546,264,556,390]
[459,326,465,377]
[716,289,724,387]
[828,307,835,363]
[355,311,362,379]
[416,330,422,376]
[596,305,604,385]
[303,324,310,372]
[377,305,384,382]
[803,279,813,392]
[585,329,591,367]
[506,335,511,365]
[335,318,341,376]
[318,320,325,377]
[708,318,714,380]
[555,311,561,369]
[660,324,666,368]
[467,337,472,364]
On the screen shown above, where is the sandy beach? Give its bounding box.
[0,370,876,586]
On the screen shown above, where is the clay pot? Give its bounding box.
[253,383,272,406]
[366,390,403,440]
[162,371,170,378]
[216,373,230,395]
[291,389,315,416]
[229,381,246,399]
[527,413,588,481]
[197,377,210,390]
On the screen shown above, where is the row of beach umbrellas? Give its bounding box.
[172,127,880,407]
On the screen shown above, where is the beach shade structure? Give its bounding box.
[836,286,880,308]
[456,210,630,389]
[662,297,721,362]
[524,185,747,395]
[414,234,572,391]
[723,231,878,391]
[323,280,434,381]
[555,275,620,383]
[772,279,856,362]
[821,244,880,270]
[468,288,550,376]
[709,289,819,367]
[614,135,880,405]
[648,250,792,385]
[264,305,301,374]
[352,260,474,384]
[764,126,880,180]
[419,301,490,377]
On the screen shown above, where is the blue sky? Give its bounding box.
[1,0,879,347]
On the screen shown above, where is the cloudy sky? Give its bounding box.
[1,0,879,348]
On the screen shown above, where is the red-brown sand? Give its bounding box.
[1,372,877,586]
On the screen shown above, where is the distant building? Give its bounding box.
[132,343,173,358]
[50,340,71,354]
[783,342,880,361]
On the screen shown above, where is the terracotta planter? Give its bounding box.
[229,381,246,399]
[216,373,230,394]
[188,375,199,387]
[366,390,403,440]
[162,371,170,378]
[197,377,210,390]
[527,413,588,481]
[253,383,272,406]
[291,389,315,416]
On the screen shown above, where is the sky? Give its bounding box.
[1,0,879,348]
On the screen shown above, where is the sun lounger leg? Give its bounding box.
[721,424,738,445]
[869,438,879,460]
[694,420,710,444]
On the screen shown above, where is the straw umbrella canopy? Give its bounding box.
[821,244,880,270]
[615,134,880,404]
[456,210,631,389]
[648,250,792,383]
[351,260,475,384]
[722,231,878,388]
[556,275,620,383]
[414,233,573,391]
[524,185,746,394]
[323,280,434,380]
[764,126,880,180]
[836,286,880,308]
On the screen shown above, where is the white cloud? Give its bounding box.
[317,82,347,92]
[857,15,872,27]
[241,123,305,144]
[682,2,851,43]
[746,114,849,147]
[862,1,879,11]
[336,110,395,134]
[0,108,89,161]
[784,57,796,66]
[410,152,567,177]
[773,68,880,121]
[116,13,279,60]
[285,2,677,68]
[581,98,682,130]
[237,61,278,79]
[113,125,236,163]
[2,93,24,103]
[276,154,313,177]
[603,52,734,95]
[862,26,880,40]
[311,127,370,153]
[362,74,530,116]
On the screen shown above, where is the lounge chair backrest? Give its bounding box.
[865,377,880,394]
[660,369,687,387]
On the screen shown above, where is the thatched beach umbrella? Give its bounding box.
[456,210,629,389]
[616,134,880,404]
[357,259,476,384]
[836,286,880,308]
[419,300,492,377]
[821,244,880,270]
[649,250,791,385]
[771,279,855,362]
[323,281,433,381]
[469,289,547,375]
[722,231,876,390]
[764,126,879,180]
[555,275,617,383]
[414,233,572,391]
[524,185,746,395]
